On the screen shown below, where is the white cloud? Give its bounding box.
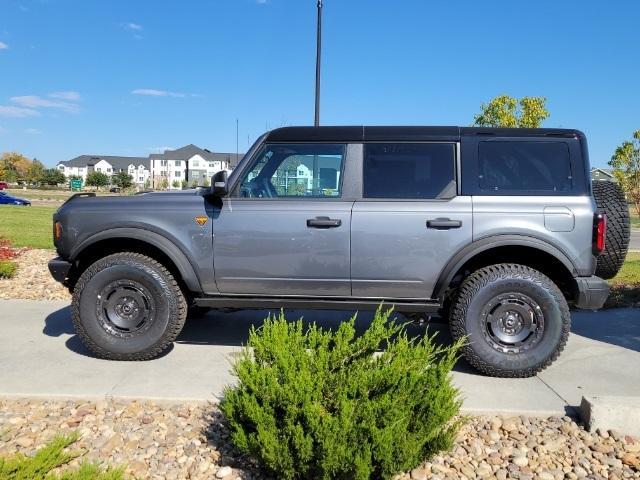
[10,95,79,113]
[24,128,42,135]
[49,91,80,101]
[0,105,40,117]
[0,42,8,50]
[147,146,175,153]
[132,88,187,98]
[126,22,143,31]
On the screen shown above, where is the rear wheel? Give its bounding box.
[450,264,570,378]
[592,181,630,279]
[71,252,187,360]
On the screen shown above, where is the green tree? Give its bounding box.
[181,179,188,189]
[26,158,45,185]
[85,171,109,188]
[473,94,549,128]
[202,177,210,187]
[144,178,151,189]
[191,179,199,188]
[111,171,133,189]
[609,129,640,217]
[41,168,67,186]
[172,179,181,189]
[160,177,169,190]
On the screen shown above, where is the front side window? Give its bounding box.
[237,144,345,198]
[363,143,456,199]
[478,141,572,193]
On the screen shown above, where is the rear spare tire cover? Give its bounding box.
[592,180,630,279]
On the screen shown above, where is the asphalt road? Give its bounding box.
[631,228,640,251]
[1,300,639,416]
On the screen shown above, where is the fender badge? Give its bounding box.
[194,216,208,226]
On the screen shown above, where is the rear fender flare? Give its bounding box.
[433,235,579,299]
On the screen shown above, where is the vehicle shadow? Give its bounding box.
[570,308,640,352]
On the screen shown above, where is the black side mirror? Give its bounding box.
[211,170,228,197]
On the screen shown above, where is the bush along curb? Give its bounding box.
[221,306,465,480]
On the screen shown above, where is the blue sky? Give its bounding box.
[0,0,638,167]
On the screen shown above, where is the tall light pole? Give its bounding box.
[314,0,323,127]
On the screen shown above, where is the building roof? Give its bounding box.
[58,155,149,170]
[591,167,614,176]
[160,144,216,161]
[265,126,585,143]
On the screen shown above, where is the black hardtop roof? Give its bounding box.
[265,126,584,143]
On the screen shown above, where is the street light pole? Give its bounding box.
[314,0,322,127]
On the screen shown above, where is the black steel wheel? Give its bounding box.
[450,264,570,378]
[72,252,187,360]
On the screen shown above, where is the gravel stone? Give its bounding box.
[0,249,70,300]
[1,400,639,479]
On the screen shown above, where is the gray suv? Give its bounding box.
[48,126,630,377]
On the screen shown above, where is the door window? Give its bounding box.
[363,143,456,199]
[237,144,345,198]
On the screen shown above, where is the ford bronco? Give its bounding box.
[48,126,631,377]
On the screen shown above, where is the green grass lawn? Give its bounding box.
[0,205,57,249]
[607,251,640,308]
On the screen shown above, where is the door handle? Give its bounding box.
[307,216,342,228]
[426,218,462,229]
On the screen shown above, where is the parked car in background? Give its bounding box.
[0,191,31,205]
[109,187,120,193]
[0,181,8,190]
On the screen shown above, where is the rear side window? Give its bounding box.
[363,143,456,199]
[478,141,572,193]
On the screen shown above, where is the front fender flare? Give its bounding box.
[70,227,202,293]
[432,234,579,299]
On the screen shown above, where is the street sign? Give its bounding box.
[70,179,82,191]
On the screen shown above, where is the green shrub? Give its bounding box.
[0,432,126,479]
[0,261,17,279]
[221,306,464,480]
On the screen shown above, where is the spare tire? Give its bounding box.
[592,181,630,279]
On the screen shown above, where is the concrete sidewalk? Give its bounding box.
[1,300,639,416]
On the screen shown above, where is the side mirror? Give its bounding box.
[211,170,229,197]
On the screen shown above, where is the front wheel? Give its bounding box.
[449,264,570,378]
[71,252,187,360]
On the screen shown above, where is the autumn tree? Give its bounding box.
[26,158,45,185]
[41,168,67,186]
[609,129,640,217]
[0,152,31,182]
[473,94,549,128]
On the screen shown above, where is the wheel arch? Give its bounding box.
[68,228,202,294]
[433,235,580,302]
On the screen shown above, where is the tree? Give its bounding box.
[111,171,133,189]
[85,171,109,188]
[609,129,640,217]
[26,159,45,185]
[144,178,151,190]
[0,152,31,182]
[160,178,169,190]
[191,179,199,188]
[202,177,210,188]
[41,168,66,186]
[172,179,181,189]
[181,179,188,189]
[473,94,549,128]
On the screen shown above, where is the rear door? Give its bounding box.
[212,143,353,296]
[351,142,472,299]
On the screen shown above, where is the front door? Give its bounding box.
[212,143,352,296]
[351,142,472,299]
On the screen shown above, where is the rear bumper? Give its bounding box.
[574,276,610,310]
[48,257,72,284]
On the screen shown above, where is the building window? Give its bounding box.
[161,160,167,167]
[175,160,181,166]
[175,171,181,177]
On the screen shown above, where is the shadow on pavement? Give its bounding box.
[570,308,640,352]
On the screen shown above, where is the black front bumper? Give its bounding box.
[48,257,72,284]
[575,276,610,310]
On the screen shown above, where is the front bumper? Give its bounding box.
[48,257,72,284]
[574,276,610,310]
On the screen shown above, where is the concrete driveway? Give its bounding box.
[1,300,638,416]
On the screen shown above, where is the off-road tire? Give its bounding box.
[592,181,630,279]
[450,264,570,378]
[71,252,187,360]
